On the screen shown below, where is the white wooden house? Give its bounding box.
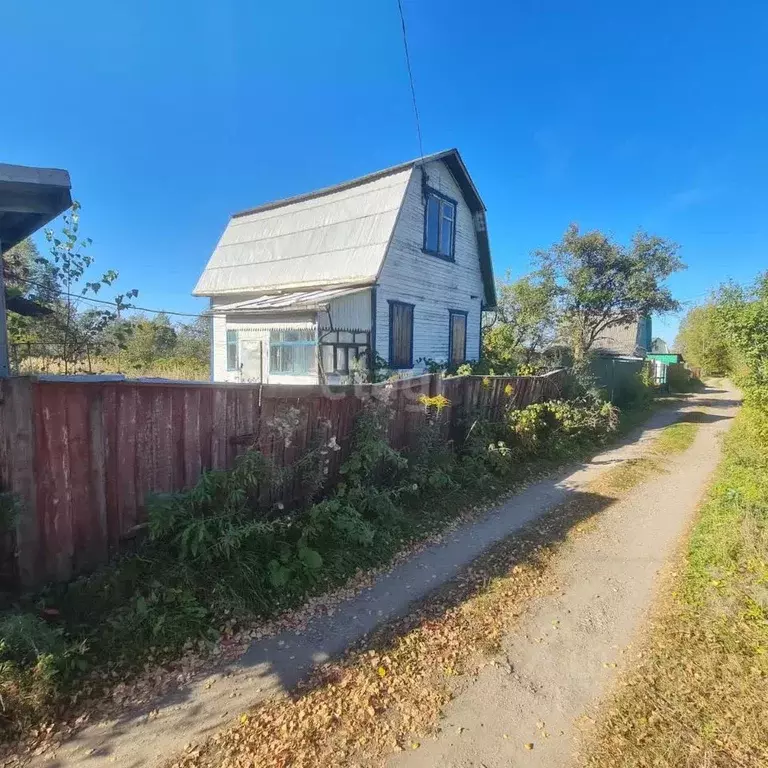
[193,149,496,384]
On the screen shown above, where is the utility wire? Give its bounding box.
[396,0,424,160]
[13,276,203,319]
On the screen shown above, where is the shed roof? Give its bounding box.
[193,149,496,307]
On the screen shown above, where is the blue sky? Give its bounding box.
[2,0,767,344]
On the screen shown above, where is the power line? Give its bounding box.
[396,0,424,159]
[13,276,203,319]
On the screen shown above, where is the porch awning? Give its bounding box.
[209,285,368,315]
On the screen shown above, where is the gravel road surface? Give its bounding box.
[391,384,739,768]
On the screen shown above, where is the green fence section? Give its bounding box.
[590,356,645,404]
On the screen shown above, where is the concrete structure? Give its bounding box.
[0,163,72,376]
[194,149,496,384]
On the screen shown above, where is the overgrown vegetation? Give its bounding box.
[0,383,623,738]
[675,302,733,375]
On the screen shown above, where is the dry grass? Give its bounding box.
[584,406,768,768]
[15,355,209,380]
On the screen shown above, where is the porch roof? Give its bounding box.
[209,285,368,315]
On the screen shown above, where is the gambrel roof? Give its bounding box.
[193,149,496,307]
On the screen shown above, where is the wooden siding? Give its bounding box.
[0,371,565,590]
[375,159,485,370]
[319,289,372,332]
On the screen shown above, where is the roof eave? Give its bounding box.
[0,164,72,253]
[193,277,376,298]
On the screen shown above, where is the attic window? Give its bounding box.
[424,190,456,260]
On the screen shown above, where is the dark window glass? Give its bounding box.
[439,200,455,257]
[449,312,467,365]
[335,346,348,373]
[389,302,414,368]
[425,195,440,252]
[424,192,456,259]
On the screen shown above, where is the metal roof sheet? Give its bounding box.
[0,163,72,253]
[193,169,412,296]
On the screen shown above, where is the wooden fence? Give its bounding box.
[0,370,565,590]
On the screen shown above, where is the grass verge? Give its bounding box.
[590,419,700,496]
[584,404,768,768]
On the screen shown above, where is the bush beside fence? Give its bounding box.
[0,370,565,591]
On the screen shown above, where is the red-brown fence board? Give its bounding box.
[0,370,566,590]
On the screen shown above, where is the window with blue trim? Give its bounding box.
[269,329,316,375]
[424,191,456,259]
[226,329,240,371]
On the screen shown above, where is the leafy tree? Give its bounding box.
[175,316,210,364]
[483,269,557,369]
[3,239,37,292]
[122,314,178,368]
[716,273,768,407]
[6,204,138,373]
[675,303,732,375]
[537,224,685,361]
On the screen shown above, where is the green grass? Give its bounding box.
[653,420,700,453]
[585,405,768,768]
[590,419,700,496]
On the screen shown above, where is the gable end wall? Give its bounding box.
[375,160,485,369]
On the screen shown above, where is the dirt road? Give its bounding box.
[392,384,739,768]
[32,385,738,768]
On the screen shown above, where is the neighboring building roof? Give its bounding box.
[209,286,367,315]
[0,164,72,253]
[651,337,670,354]
[592,319,647,358]
[5,293,53,317]
[193,149,496,307]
